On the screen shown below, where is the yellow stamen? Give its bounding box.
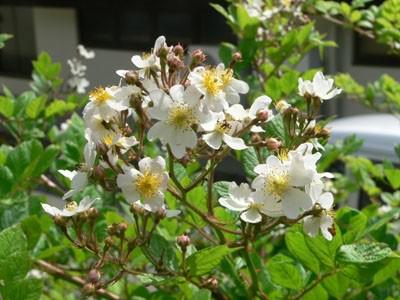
[203,69,222,96]
[90,87,111,104]
[265,171,289,199]
[168,106,195,129]
[215,121,231,134]
[103,134,114,146]
[65,201,78,212]
[277,149,289,161]
[220,69,233,88]
[135,171,162,198]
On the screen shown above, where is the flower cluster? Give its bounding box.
[42,36,340,242]
[67,45,95,94]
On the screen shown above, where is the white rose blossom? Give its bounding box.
[298,71,342,101]
[130,36,166,78]
[147,85,208,158]
[41,196,97,217]
[218,182,270,223]
[251,153,315,219]
[117,156,169,212]
[303,183,334,240]
[201,112,248,151]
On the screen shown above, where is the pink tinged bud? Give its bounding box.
[191,49,206,64]
[256,110,269,122]
[232,52,242,62]
[87,269,101,283]
[265,138,281,151]
[177,234,191,250]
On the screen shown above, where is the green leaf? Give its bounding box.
[213,181,231,198]
[187,245,232,277]
[241,147,258,179]
[266,253,305,289]
[265,114,289,145]
[0,278,42,300]
[45,100,75,118]
[336,207,367,243]
[285,231,320,273]
[0,95,14,118]
[338,242,394,264]
[264,76,282,100]
[21,216,42,250]
[305,227,342,268]
[147,233,179,271]
[25,95,46,119]
[372,258,400,285]
[321,273,349,299]
[384,168,400,189]
[303,284,328,300]
[192,289,212,300]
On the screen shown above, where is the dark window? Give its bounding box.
[77,0,234,51]
[0,5,36,78]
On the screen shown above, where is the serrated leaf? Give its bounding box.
[266,253,305,289]
[285,231,320,273]
[338,242,394,264]
[187,245,231,276]
[25,95,46,119]
[213,181,231,198]
[241,147,258,179]
[45,100,75,118]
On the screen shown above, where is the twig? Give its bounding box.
[35,259,122,300]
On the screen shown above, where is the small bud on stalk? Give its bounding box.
[190,49,206,68]
[124,71,139,85]
[229,52,242,68]
[173,44,185,59]
[276,100,291,114]
[87,269,101,283]
[177,234,191,251]
[82,282,97,295]
[265,138,281,151]
[130,203,145,215]
[204,277,218,290]
[256,110,269,122]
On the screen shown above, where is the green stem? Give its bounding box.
[242,241,260,297]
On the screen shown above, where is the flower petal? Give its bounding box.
[282,188,312,219]
[222,134,247,150]
[240,208,262,223]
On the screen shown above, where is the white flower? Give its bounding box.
[147,85,206,158]
[102,131,138,154]
[41,197,96,217]
[77,45,95,59]
[201,113,247,151]
[67,58,87,76]
[189,66,227,112]
[226,95,273,133]
[83,85,139,121]
[219,182,269,223]
[131,36,166,78]
[216,63,249,105]
[303,183,334,240]
[60,131,96,200]
[67,77,89,94]
[251,155,315,219]
[298,71,342,101]
[117,156,169,212]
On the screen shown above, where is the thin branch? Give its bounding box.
[35,259,122,300]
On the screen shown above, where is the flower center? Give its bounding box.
[90,87,111,104]
[103,134,114,146]
[168,105,195,129]
[135,171,162,198]
[203,69,222,96]
[265,171,289,199]
[277,149,289,161]
[220,69,233,89]
[65,201,78,212]
[215,121,231,134]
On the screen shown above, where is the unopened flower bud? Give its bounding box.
[54,215,67,227]
[130,203,145,215]
[116,223,128,237]
[124,71,139,85]
[157,46,169,59]
[104,236,114,247]
[265,138,281,151]
[191,49,206,66]
[82,283,96,295]
[256,110,269,122]
[107,224,117,236]
[93,166,106,181]
[167,54,184,70]
[251,133,262,144]
[276,100,291,114]
[87,269,101,283]
[232,52,242,62]
[173,44,184,58]
[205,277,218,289]
[155,208,167,220]
[177,234,191,251]
[87,207,99,219]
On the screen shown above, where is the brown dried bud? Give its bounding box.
[155,208,167,220]
[173,44,185,58]
[107,224,117,236]
[177,234,191,251]
[251,133,262,144]
[316,127,331,139]
[265,138,282,151]
[191,49,206,66]
[116,223,128,236]
[87,269,101,283]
